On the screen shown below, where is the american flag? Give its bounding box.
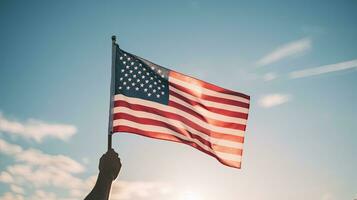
[111,44,250,169]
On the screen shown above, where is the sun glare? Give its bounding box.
[179,191,202,200]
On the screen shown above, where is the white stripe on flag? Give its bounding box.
[114,106,244,149]
[114,94,245,136]
[113,119,242,162]
[170,95,247,124]
[170,77,250,104]
[170,86,249,114]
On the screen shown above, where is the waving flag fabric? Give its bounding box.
[111,44,250,169]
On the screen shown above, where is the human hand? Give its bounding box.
[99,148,121,181]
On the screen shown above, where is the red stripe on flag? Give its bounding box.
[115,113,243,155]
[113,125,242,169]
[168,100,247,131]
[169,82,250,108]
[169,90,249,119]
[170,71,250,100]
[113,101,244,143]
[114,100,247,132]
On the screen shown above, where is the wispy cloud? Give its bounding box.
[259,94,291,108]
[0,114,77,142]
[257,38,311,66]
[263,72,278,81]
[289,59,357,79]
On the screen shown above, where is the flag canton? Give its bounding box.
[115,50,170,105]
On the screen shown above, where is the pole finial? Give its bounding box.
[111,35,116,43]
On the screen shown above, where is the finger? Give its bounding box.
[108,148,116,154]
[108,149,119,157]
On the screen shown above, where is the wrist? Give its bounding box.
[98,170,114,182]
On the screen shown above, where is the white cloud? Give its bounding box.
[259,94,291,108]
[28,190,58,200]
[0,139,173,200]
[263,72,278,81]
[0,139,22,155]
[0,179,176,200]
[0,114,77,142]
[4,164,85,189]
[0,139,85,191]
[257,38,311,66]
[0,139,84,174]
[9,185,24,195]
[16,149,84,173]
[0,138,177,200]
[0,192,24,200]
[0,172,14,184]
[289,59,357,79]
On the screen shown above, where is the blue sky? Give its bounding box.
[0,0,356,200]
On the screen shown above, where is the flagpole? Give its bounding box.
[108,35,117,151]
